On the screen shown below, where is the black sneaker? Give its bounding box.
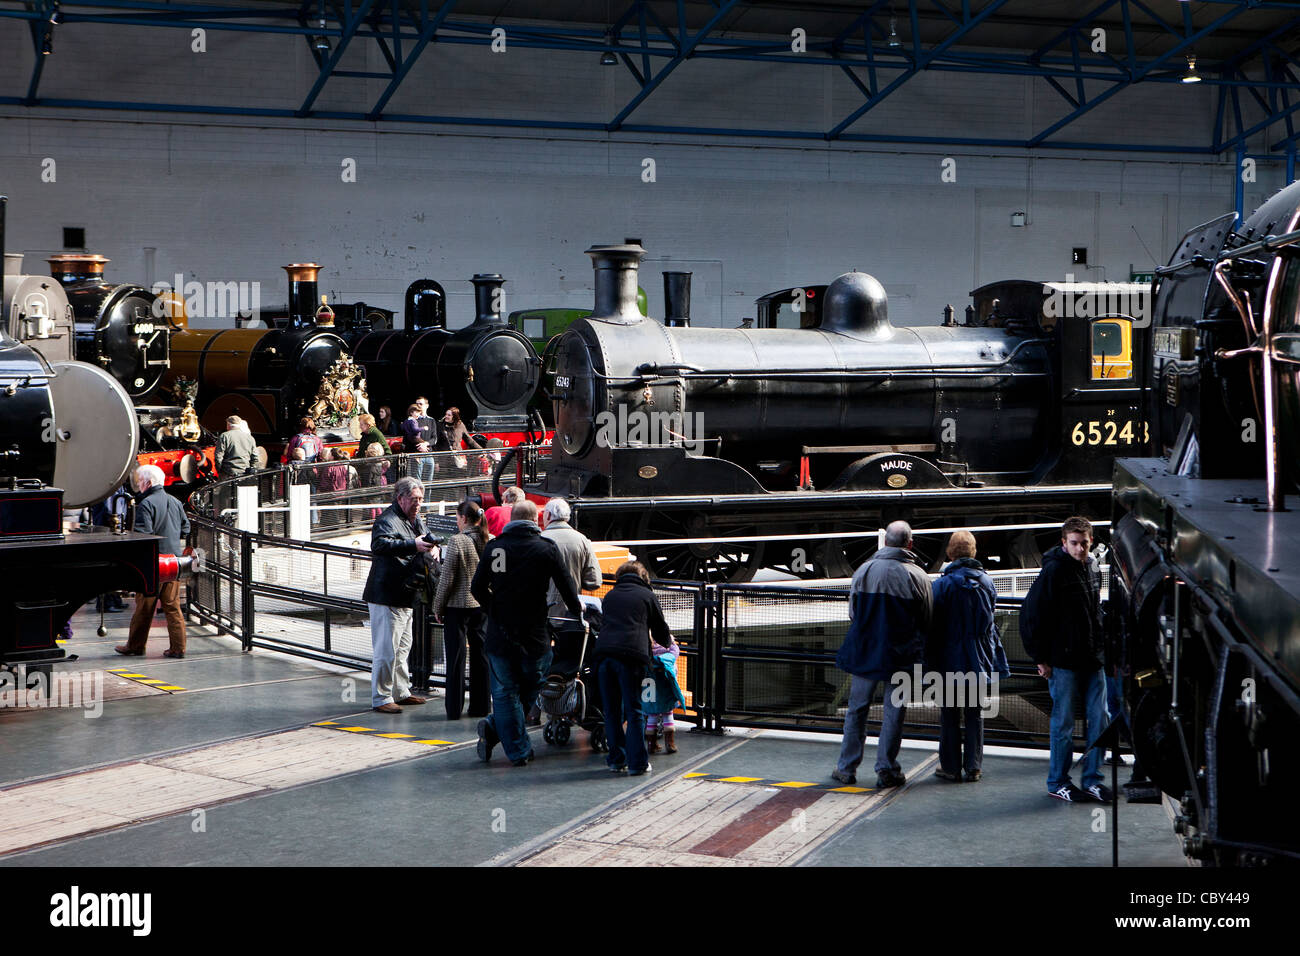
[1048,783,1085,802]
[934,769,962,782]
[875,770,906,789]
[1085,783,1113,803]
[830,769,856,786]
[476,718,498,762]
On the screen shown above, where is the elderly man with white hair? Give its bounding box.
[540,498,602,622]
[115,465,191,658]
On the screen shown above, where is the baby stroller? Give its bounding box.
[538,596,608,752]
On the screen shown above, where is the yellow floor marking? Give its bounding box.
[155,685,186,692]
[772,781,817,788]
[337,726,374,733]
[829,786,871,793]
[56,640,67,645]
[115,673,147,679]
[414,739,455,746]
[682,771,711,778]
[107,668,130,672]
[717,776,762,783]
[134,679,168,685]
[314,721,340,726]
[375,733,416,739]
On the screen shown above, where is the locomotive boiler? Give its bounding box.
[1109,180,1300,865]
[533,243,1145,580]
[347,273,542,435]
[166,263,366,443]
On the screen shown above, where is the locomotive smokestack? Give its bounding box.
[663,271,692,327]
[586,242,646,325]
[404,279,446,332]
[48,254,109,285]
[470,274,507,325]
[283,263,321,328]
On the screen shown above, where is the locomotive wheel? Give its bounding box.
[632,511,766,584]
[1131,684,1194,800]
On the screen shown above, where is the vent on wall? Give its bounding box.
[63,227,85,249]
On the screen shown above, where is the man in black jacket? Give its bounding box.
[362,476,436,713]
[470,499,582,766]
[116,464,191,658]
[593,561,674,775]
[1019,516,1110,803]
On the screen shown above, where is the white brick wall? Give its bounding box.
[0,19,1283,329]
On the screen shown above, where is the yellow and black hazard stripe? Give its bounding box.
[681,771,874,794]
[312,720,460,747]
[107,667,185,692]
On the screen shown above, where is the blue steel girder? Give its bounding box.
[365,0,457,120]
[606,0,739,132]
[298,0,379,115]
[1028,0,1253,148]
[24,0,54,105]
[828,0,1014,140]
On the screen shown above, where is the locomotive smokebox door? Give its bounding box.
[48,360,140,508]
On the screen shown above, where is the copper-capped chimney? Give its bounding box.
[469,274,507,326]
[283,263,321,328]
[586,243,646,325]
[48,253,110,285]
[404,279,446,331]
[663,271,691,327]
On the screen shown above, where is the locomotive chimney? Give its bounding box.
[470,274,507,326]
[586,242,646,325]
[283,263,321,328]
[404,279,446,332]
[47,253,109,285]
[663,271,691,327]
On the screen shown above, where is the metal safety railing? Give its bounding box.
[186,461,1104,749]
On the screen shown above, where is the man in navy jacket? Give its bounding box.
[832,520,933,788]
[471,499,582,767]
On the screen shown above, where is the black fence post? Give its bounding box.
[240,532,254,652]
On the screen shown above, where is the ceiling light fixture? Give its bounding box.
[601,30,618,66]
[1182,53,1201,83]
[887,17,902,49]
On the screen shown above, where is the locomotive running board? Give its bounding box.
[571,482,1112,512]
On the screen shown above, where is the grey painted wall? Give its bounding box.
[0,21,1288,329]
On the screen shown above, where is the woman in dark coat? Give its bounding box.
[593,561,674,776]
[928,531,1010,782]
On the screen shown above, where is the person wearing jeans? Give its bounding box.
[470,499,582,767]
[1020,515,1111,803]
[831,521,933,789]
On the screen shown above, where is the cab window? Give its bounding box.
[1090,319,1132,380]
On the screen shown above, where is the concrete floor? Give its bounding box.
[0,604,1189,868]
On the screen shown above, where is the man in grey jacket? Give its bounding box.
[362,476,437,713]
[116,464,191,658]
[213,415,258,478]
[540,498,601,621]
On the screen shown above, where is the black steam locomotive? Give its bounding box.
[535,243,1147,581]
[0,197,195,677]
[1110,180,1300,865]
[344,274,542,435]
[47,254,177,402]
